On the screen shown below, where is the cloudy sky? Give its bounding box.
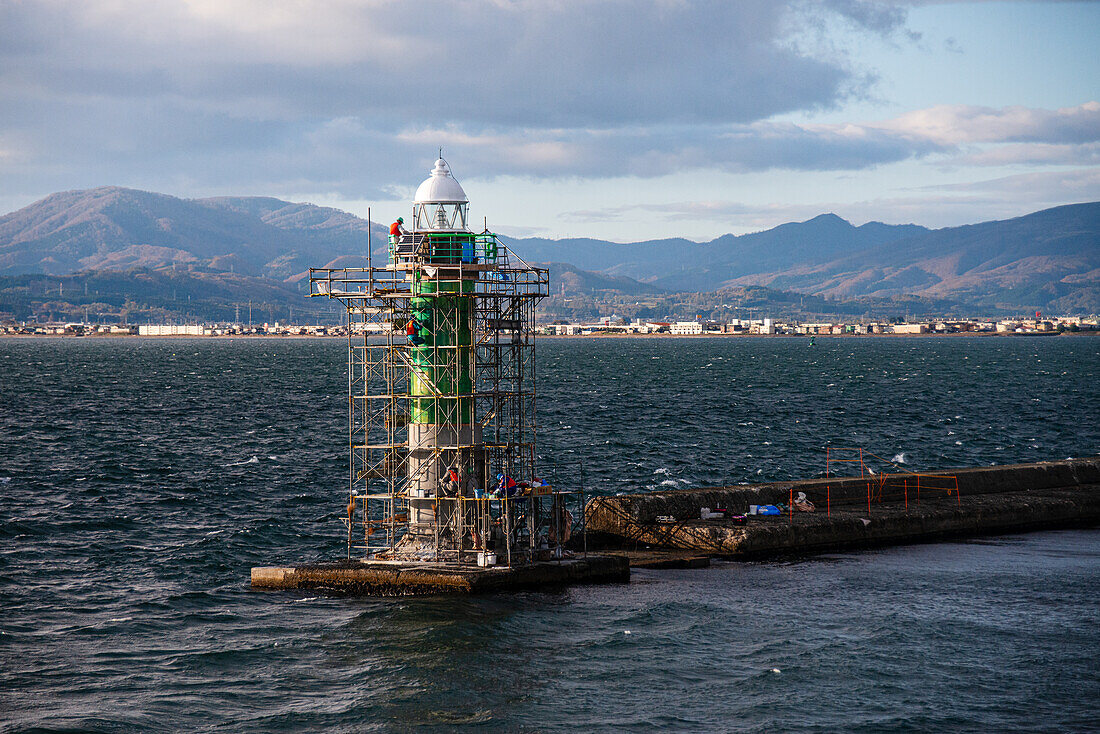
[1,0,1098,241]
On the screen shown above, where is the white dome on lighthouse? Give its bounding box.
[413,158,468,204]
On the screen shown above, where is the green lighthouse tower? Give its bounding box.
[310,156,555,565]
[403,158,481,544]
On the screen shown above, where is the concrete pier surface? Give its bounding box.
[251,555,630,596]
[586,457,1100,558]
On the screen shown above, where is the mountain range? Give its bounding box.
[0,187,379,280]
[1,186,1097,315]
[503,206,1099,313]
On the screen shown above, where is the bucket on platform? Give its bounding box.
[477,552,497,567]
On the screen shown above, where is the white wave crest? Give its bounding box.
[225,456,259,467]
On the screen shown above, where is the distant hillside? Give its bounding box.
[0,187,384,280]
[0,268,343,324]
[508,205,1099,312]
[0,262,662,324]
[723,203,1100,313]
[501,215,929,289]
[0,187,931,288]
[538,283,965,323]
[650,215,930,291]
[0,266,971,326]
[1,187,1096,314]
[541,262,663,296]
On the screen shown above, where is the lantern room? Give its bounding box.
[412,157,469,232]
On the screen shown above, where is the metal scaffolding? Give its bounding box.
[309,230,563,566]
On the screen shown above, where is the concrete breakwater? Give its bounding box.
[585,458,1100,558]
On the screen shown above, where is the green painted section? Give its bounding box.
[408,233,477,425]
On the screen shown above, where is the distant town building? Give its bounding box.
[670,321,703,335]
[138,324,208,336]
[892,323,928,334]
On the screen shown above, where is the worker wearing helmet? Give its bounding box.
[495,473,519,498]
[389,216,410,255]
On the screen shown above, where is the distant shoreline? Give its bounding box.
[538,330,1094,338]
[3,331,1092,340]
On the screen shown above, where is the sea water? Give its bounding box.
[1,336,1097,731]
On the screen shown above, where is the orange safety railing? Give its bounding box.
[816,447,960,521]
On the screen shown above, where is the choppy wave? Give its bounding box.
[225,456,260,466]
[1,336,1098,731]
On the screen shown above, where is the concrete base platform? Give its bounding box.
[251,555,630,596]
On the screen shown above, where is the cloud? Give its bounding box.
[880,102,1100,145]
[0,0,914,198]
[565,167,1100,232]
[0,0,875,128]
[564,200,845,229]
[384,102,1099,180]
[918,167,1100,196]
[0,0,1097,212]
[955,142,1100,167]
[816,0,911,34]
[390,120,947,178]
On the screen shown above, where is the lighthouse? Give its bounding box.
[251,156,631,593]
[402,158,481,549]
[310,156,554,565]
